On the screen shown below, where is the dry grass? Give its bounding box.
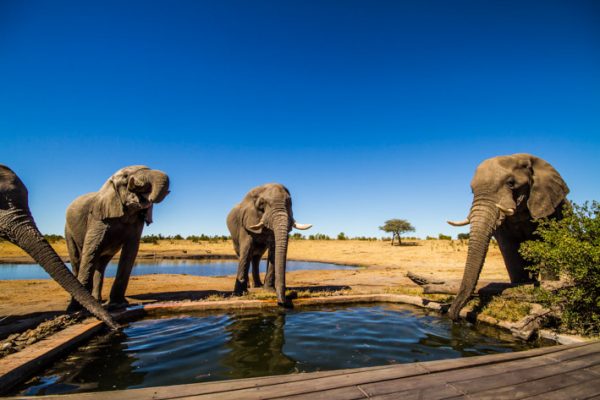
[0,239,511,318]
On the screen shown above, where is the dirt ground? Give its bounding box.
[0,239,508,321]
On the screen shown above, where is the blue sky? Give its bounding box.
[1,0,599,238]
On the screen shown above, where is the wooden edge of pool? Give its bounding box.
[0,294,591,396]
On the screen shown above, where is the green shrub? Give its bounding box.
[520,201,600,335]
[290,233,305,240]
[337,232,347,240]
[457,233,470,240]
[438,233,451,240]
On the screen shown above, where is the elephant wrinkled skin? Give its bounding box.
[447,154,569,320]
[65,165,170,309]
[0,165,118,330]
[226,183,311,306]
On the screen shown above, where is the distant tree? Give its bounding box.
[379,219,415,246]
[457,233,470,240]
[438,233,452,240]
[290,233,305,240]
[337,232,347,240]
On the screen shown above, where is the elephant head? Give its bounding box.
[0,165,119,330]
[446,154,569,320]
[93,165,170,224]
[240,184,311,305]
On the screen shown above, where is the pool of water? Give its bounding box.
[0,260,355,280]
[16,303,549,395]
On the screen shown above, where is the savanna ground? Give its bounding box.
[0,239,509,320]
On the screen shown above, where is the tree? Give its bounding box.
[520,201,600,335]
[379,219,415,246]
[337,232,347,240]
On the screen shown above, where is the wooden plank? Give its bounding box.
[359,354,551,397]
[467,368,600,399]
[451,350,600,394]
[17,342,600,400]
[165,364,430,400]
[419,341,594,373]
[271,386,367,400]
[367,384,465,400]
[359,347,600,397]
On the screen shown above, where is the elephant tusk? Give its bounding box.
[248,221,265,230]
[447,218,470,227]
[293,222,312,230]
[496,204,515,216]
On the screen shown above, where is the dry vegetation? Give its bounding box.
[0,239,511,319]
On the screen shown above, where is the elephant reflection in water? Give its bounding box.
[221,311,297,378]
[22,331,143,395]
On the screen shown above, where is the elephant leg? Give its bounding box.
[91,254,112,302]
[65,231,81,277]
[67,221,109,311]
[251,254,262,288]
[108,225,143,307]
[234,243,252,295]
[92,269,104,301]
[494,231,535,284]
[264,240,276,291]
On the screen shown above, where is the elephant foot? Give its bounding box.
[66,299,83,313]
[263,284,276,292]
[233,280,248,296]
[251,280,263,288]
[106,299,129,311]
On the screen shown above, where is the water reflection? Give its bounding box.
[222,311,297,379]
[16,304,549,395]
[20,330,144,396]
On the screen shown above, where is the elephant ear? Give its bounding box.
[241,196,265,234]
[528,156,569,219]
[91,166,149,221]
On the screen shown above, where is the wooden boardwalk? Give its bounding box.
[17,340,600,400]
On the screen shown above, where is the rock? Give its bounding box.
[26,337,37,345]
[1,342,12,350]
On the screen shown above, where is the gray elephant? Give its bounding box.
[0,165,118,329]
[226,183,311,305]
[446,153,569,320]
[65,165,169,309]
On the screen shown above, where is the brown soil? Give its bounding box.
[0,239,507,324]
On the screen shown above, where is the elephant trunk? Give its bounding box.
[147,170,170,204]
[1,210,119,330]
[271,210,290,305]
[447,197,499,320]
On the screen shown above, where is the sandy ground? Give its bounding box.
[0,239,508,322]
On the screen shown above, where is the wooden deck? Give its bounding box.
[17,340,600,400]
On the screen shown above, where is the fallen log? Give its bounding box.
[406,272,524,296]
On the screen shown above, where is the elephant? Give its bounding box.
[446,153,569,320]
[0,165,118,329]
[65,165,170,309]
[226,183,312,306]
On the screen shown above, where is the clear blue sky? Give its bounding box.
[1,0,599,238]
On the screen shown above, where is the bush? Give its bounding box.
[425,236,437,240]
[337,232,347,240]
[308,233,331,240]
[141,234,161,244]
[520,201,600,335]
[44,234,64,243]
[457,233,470,240]
[438,233,452,240]
[290,233,305,240]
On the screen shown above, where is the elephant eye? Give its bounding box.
[507,178,516,188]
